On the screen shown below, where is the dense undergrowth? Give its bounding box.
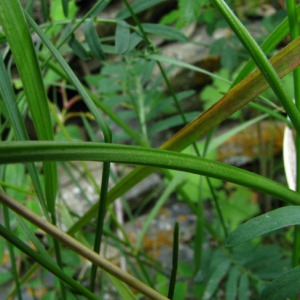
[1,0,300,299]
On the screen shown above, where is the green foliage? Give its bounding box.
[0,0,300,299]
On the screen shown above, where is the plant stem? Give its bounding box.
[286,0,300,270]
[0,191,169,300]
[210,0,300,135]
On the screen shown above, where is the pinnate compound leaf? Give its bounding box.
[117,0,166,19]
[178,0,208,26]
[69,34,90,60]
[226,207,300,247]
[83,19,105,61]
[142,23,187,42]
[261,266,300,300]
[115,20,130,54]
[203,260,231,300]
[225,266,239,300]
[238,273,249,300]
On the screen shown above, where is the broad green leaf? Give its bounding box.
[117,0,166,19]
[226,267,239,300]
[83,19,105,61]
[226,207,300,247]
[115,20,131,54]
[203,260,231,300]
[69,34,90,60]
[0,0,57,214]
[261,266,300,300]
[141,23,187,42]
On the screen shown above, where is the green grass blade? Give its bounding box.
[0,0,57,213]
[0,141,299,205]
[233,4,300,84]
[211,0,300,134]
[0,50,49,217]
[226,207,300,247]
[25,12,112,143]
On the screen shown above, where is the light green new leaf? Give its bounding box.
[0,0,57,213]
[142,23,187,42]
[115,20,131,54]
[117,0,166,19]
[226,207,300,247]
[83,19,105,61]
[261,266,300,300]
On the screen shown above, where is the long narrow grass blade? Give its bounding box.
[0,51,49,217]
[25,12,112,143]
[0,0,57,213]
[0,141,299,205]
[233,4,300,84]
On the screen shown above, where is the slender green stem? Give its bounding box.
[90,161,111,292]
[0,191,169,300]
[286,0,300,270]
[168,222,179,299]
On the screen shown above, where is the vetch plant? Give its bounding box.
[1,0,300,299]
